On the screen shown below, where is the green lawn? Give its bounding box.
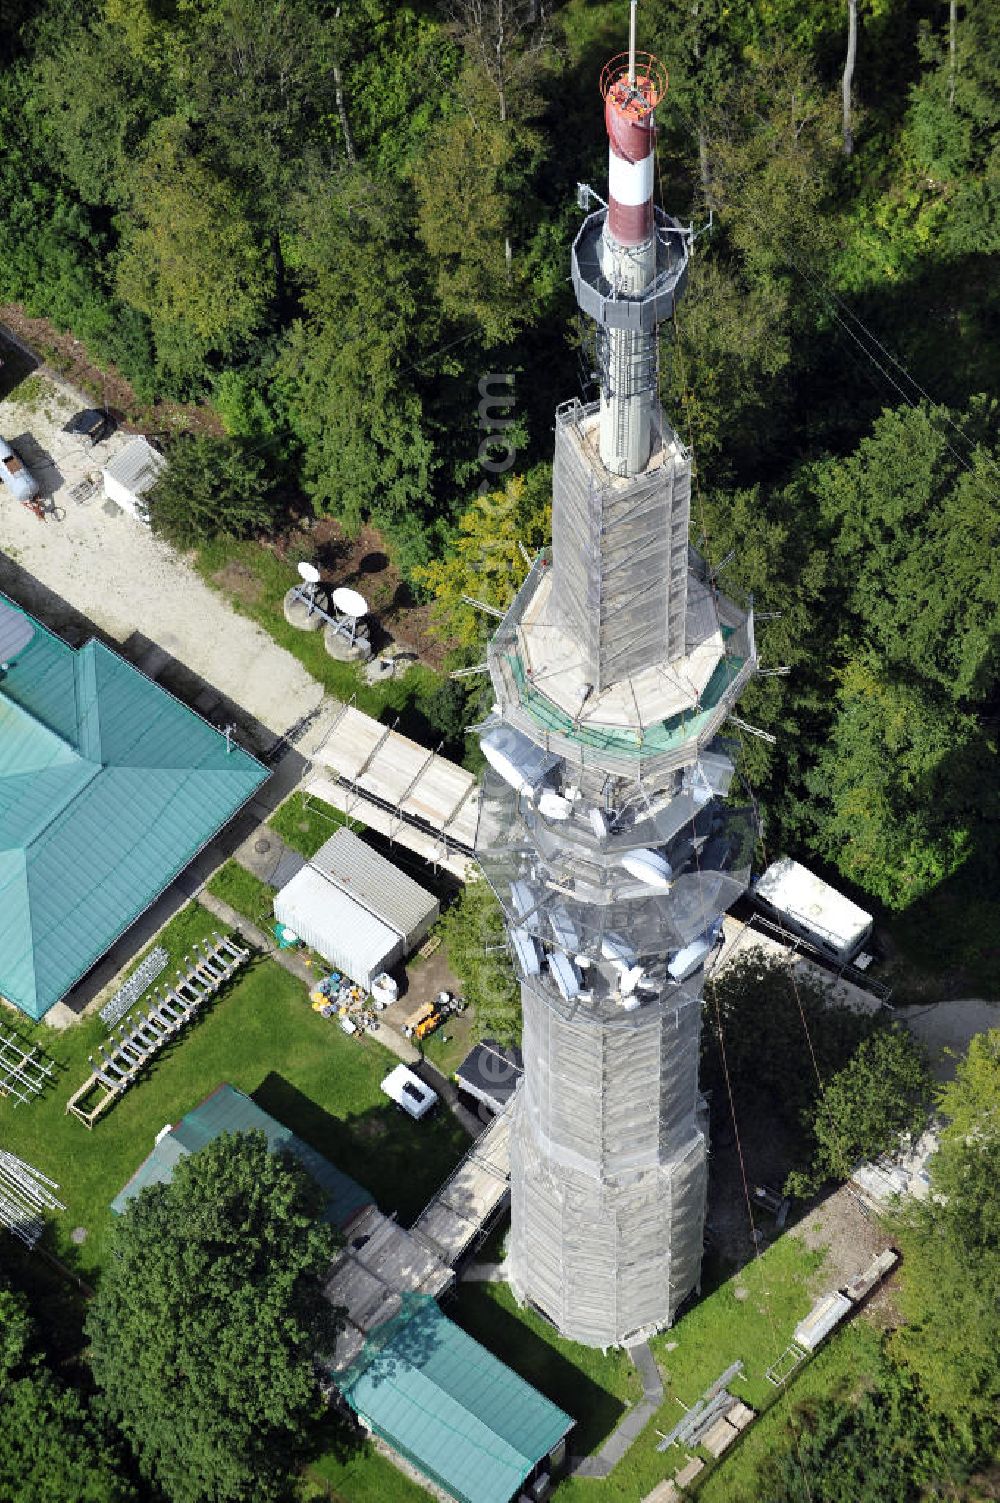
[547,1234,829,1500]
[449,1281,642,1458]
[206,858,276,927]
[305,1431,433,1503]
[696,1323,882,1503]
[269,791,358,858]
[0,904,468,1281]
[418,993,475,1078]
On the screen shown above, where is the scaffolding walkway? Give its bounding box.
[410,1106,513,1266]
[308,701,479,879]
[66,934,249,1128]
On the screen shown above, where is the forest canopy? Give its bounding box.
[0,0,997,926]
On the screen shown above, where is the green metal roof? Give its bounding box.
[111,1083,373,1229]
[0,596,268,1018]
[340,1296,572,1503]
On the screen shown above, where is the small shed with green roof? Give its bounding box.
[339,1295,573,1503]
[111,1083,374,1229]
[0,594,268,1019]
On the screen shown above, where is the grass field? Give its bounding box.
[206,858,276,927]
[0,903,468,1280]
[305,1432,434,1503]
[446,1233,831,1499]
[269,791,356,858]
[696,1323,881,1502]
[418,995,475,1078]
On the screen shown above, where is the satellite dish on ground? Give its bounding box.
[332,586,368,619]
[297,561,321,585]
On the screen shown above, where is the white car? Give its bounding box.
[0,437,40,503]
[381,1064,439,1121]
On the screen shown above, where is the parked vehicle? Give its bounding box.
[751,857,873,965]
[0,437,40,503]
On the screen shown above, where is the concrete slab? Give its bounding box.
[701,1416,739,1457]
[674,1456,704,1488]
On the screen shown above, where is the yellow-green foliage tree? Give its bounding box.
[413,470,550,650]
[116,129,272,352]
[892,1029,1000,1448]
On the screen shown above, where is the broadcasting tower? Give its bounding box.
[476,2,758,1347]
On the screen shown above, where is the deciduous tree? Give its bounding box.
[802,1026,931,1185]
[413,469,549,649]
[0,1284,135,1503]
[87,1131,338,1503]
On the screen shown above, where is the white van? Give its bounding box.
[381,1064,439,1121]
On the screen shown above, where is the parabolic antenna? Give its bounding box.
[0,600,34,664]
[297,561,321,585]
[332,586,368,619]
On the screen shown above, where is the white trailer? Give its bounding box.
[752,858,873,965]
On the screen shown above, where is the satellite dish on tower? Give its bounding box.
[332,586,368,620]
[297,561,321,586]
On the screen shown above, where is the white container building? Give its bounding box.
[274,866,404,989]
[273,828,439,989]
[101,437,166,520]
[310,828,438,951]
[752,858,873,965]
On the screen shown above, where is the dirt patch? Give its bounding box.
[269,517,457,673]
[0,306,223,440]
[212,560,264,606]
[795,1183,902,1328]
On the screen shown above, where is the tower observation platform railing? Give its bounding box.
[571,207,690,332]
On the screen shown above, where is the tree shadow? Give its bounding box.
[251,1072,468,1226]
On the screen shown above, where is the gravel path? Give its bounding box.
[0,367,322,739]
[896,997,1000,1080]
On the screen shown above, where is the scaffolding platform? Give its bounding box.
[410,1108,513,1265]
[66,935,249,1127]
[312,703,480,860]
[0,1031,55,1106]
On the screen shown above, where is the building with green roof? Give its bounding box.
[339,1295,572,1503]
[110,1084,573,1503]
[0,594,268,1019]
[111,1083,373,1229]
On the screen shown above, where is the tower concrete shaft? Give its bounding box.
[476,6,758,1348]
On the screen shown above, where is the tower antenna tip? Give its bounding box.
[628,0,637,84]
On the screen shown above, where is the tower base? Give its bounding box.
[507,1104,707,1348]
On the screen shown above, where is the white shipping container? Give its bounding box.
[753,858,873,964]
[310,827,438,950]
[101,437,165,520]
[274,866,404,989]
